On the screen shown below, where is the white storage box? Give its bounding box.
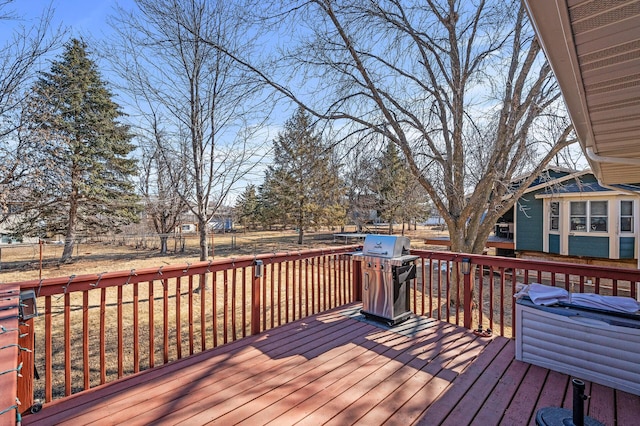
[515,297,640,396]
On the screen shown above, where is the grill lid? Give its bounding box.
[361,234,411,258]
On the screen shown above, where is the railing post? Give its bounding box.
[352,258,362,302]
[251,260,263,335]
[17,318,35,415]
[462,258,472,330]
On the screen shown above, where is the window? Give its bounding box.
[549,201,559,231]
[590,201,607,232]
[621,200,634,233]
[570,201,587,231]
[570,200,608,232]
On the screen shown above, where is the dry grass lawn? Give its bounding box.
[0,226,446,283]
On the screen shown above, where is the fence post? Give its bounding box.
[251,260,263,335]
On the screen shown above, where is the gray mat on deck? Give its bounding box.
[341,306,438,338]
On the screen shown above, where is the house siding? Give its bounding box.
[516,193,544,251]
[548,234,560,254]
[568,235,609,258]
[620,237,635,259]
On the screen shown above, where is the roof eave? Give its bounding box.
[523,0,602,179]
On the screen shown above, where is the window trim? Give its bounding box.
[620,200,634,234]
[589,200,608,232]
[569,200,608,233]
[549,201,560,232]
[570,201,587,232]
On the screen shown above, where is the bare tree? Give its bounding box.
[202,0,574,258]
[107,0,270,261]
[0,3,63,221]
[138,132,190,254]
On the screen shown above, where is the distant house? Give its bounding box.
[176,223,197,234]
[513,169,640,261]
[426,168,640,263]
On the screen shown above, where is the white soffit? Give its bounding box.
[523,0,640,185]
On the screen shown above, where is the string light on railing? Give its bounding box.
[0,344,32,353]
[90,272,106,288]
[0,397,21,418]
[0,327,30,339]
[157,266,164,276]
[182,263,191,274]
[123,269,137,285]
[0,325,21,335]
[0,362,23,377]
[61,275,76,294]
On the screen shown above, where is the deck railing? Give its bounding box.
[410,251,639,337]
[3,246,358,419]
[1,246,639,422]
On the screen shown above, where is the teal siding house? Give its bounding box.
[510,169,640,261]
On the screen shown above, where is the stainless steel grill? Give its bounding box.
[353,235,418,325]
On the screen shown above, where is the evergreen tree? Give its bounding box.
[257,176,283,230]
[372,142,417,234]
[235,184,260,231]
[262,109,345,244]
[16,39,139,262]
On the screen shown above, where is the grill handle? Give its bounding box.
[395,264,416,283]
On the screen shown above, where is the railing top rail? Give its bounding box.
[410,249,640,280]
[3,245,361,297]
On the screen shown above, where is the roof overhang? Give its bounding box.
[523,0,640,185]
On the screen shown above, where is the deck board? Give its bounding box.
[23,303,640,426]
[439,339,517,426]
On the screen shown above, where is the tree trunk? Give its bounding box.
[61,232,75,263]
[60,183,79,263]
[159,235,168,254]
[198,217,208,261]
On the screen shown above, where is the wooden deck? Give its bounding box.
[23,303,639,426]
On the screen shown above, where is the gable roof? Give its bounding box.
[529,171,640,199]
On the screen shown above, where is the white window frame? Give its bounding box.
[549,201,560,232]
[589,200,608,232]
[569,200,608,233]
[620,200,634,233]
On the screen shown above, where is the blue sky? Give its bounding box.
[1,0,124,41]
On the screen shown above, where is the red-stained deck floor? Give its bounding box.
[23,303,640,425]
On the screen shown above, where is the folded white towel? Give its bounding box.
[527,283,570,305]
[570,293,639,314]
[514,282,569,305]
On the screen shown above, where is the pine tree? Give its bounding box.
[16,39,139,262]
[235,184,260,231]
[373,142,413,234]
[261,109,345,244]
